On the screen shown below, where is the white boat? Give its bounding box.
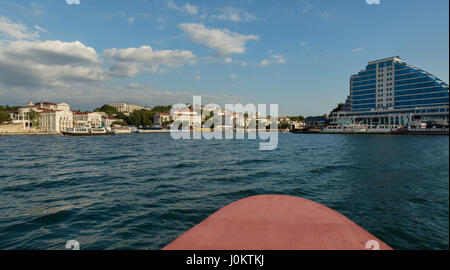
[343,124,367,133]
[62,127,115,136]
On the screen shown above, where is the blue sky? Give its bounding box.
[0,0,448,115]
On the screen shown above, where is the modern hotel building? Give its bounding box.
[331,56,449,127]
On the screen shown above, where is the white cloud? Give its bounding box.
[0,40,107,87]
[241,61,248,67]
[128,17,135,25]
[167,0,199,15]
[352,47,363,53]
[178,23,259,56]
[103,45,197,77]
[6,40,100,65]
[0,16,250,109]
[194,75,201,80]
[256,59,271,67]
[34,25,48,33]
[228,74,238,79]
[211,8,257,22]
[0,39,198,87]
[255,54,287,67]
[182,3,199,15]
[298,0,314,14]
[366,0,381,4]
[225,57,232,63]
[0,16,39,40]
[66,0,80,5]
[300,41,307,47]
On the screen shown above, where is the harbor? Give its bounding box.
[291,127,449,135]
[0,132,447,250]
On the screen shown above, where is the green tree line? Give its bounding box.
[94,104,172,127]
[0,105,19,124]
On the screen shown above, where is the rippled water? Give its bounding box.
[0,133,448,250]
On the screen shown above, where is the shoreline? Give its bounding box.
[1,130,448,136]
[291,130,449,136]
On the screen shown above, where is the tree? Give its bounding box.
[94,104,118,116]
[116,111,127,120]
[126,109,153,127]
[26,110,40,128]
[111,120,127,127]
[289,115,305,122]
[0,110,11,124]
[330,103,344,116]
[152,105,172,113]
[279,122,290,130]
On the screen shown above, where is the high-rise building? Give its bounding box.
[331,56,449,127]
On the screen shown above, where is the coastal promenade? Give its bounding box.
[0,132,58,136]
[292,128,449,135]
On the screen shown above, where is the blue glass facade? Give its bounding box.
[350,57,449,113]
[350,64,378,111]
[393,63,449,109]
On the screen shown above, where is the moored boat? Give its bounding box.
[62,127,115,136]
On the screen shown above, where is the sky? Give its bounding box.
[0,0,448,116]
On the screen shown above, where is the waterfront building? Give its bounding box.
[107,102,151,115]
[73,111,102,128]
[305,116,330,129]
[11,102,73,130]
[290,121,305,129]
[278,117,304,129]
[154,113,171,126]
[39,109,73,133]
[102,116,121,127]
[331,56,449,127]
[12,107,34,128]
[171,109,202,128]
[278,117,291,125]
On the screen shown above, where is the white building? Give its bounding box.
[39,109,73,133]
[154,113,171,126]
[171,109,202,128]
[107,102,151,115]
[102,116,121,127]
[11,102,73,131]
[12,107,34,128]
[73,111,102,128]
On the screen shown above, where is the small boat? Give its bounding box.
[62,127,115,136]
[343,124,367,133]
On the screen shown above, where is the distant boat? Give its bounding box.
[62,127,115,136]
[137,126,170,133]
[343,124,367,133]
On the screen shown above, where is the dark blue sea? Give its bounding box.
[0,133,448,250]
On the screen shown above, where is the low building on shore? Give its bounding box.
[171,108,202,128]
[73,111,102,128]
[290,121,305,129]
[107,102,151,115]
[102,116,121,127]
[305,116,330,129]
[154,113,171,126]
